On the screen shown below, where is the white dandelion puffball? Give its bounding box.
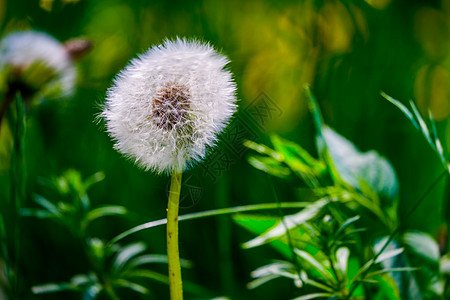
[102,38,237,174]
[0,30,76,97]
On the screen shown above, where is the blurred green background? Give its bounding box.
[1,0,450,299]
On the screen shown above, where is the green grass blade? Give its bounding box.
[381,92,419,129]
[243,140,283,161]
[112,279,149,295]
[409,100,432,145]
[82,205,127,231]
[107,202,311,246]
[294,249,334,281]
[292,292,334,300]
[34,195,60,216]
[113,242,147,272]
[428,110,447,167]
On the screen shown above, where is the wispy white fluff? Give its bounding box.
[0,30,76,96]
[102,38,237,174]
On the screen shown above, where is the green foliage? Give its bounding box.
[382,92,449,173]
[238,213,410,299]
[32,239,189,299]
[21,170,127,235]
[244,89,399,231]
[21,170,195,299]
[237,89,450,299]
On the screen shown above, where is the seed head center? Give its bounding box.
[152,82,191,130]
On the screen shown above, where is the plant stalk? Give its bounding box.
[10,92,25,298]
[167,170,183,300]
[0,90,15,135]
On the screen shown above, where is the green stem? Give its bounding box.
[104,281,120,300]
[0,91,15,135]
[9,92,25,298]
[167,170,183,300]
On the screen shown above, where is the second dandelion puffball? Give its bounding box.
[102,38,237,173]
[0,30,76,98]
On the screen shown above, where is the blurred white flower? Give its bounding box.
[0,30,76,98]
[102,38,237,173]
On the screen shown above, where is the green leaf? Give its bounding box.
[356,247,404,278]
[233,214,286,254]
[233,214,278,236]
[335,216,360,237]
[271,135,325,187]
[409,100,432,145]
[112,242,147,272]
[382,92,448,171]
[373,238,423,300]
[234,213,319,259]
[305,85,326,139]
[302,277,334,293]
[336,247,350,276]
[32,282,77,294]
[20,208,54,218]
[88,238,105,262]
[110,202,311,246]
[402,231,440,264]
[247,274,283,289]
[372,274,401,300]
[250,261,298,280]
[34,194,60,216]
[381,92,419,130]
[270,135,323,169]
[70,273,97,287]
[32,273,99,294]
[82,205,127,230]
[241,200,327,249]
[248,260,299,289]
[367,267,418,278]
[112,279,149,295]
[375,248,404,264]
[294,249,334,281]
[83,171,105,190]
[321,126,398,199]
[428,110,444,159]
[121,269,169,284]
[247,156,291,179]
[243,140,283,161]
[440,253,450,274]
[292,292,334,300]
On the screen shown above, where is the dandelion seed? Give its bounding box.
[102,38,237,174]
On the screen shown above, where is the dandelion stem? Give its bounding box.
[167,170,183,300]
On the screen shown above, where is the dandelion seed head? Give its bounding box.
[0,30,76,97]
[152,82,191,131]
[102,38,237,174]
